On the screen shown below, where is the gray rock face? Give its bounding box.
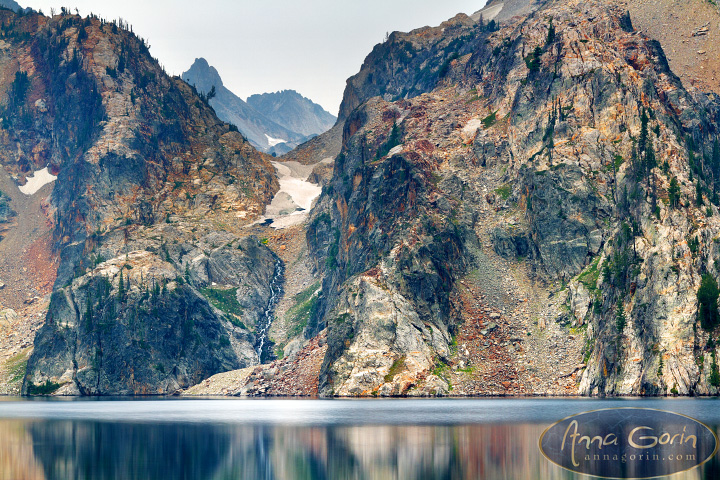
[306,98,478,395]
[24,237,280,395]
[247,90,336,138]
[336,14,478,123]
[0,12,281,396]
[299,0,720,398]
[520,165,610,280]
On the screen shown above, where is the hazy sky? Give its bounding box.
[23,0,487,115]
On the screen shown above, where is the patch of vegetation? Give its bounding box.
[668,176,680,209]
[577,257,601,292]
[582,335,594,364]
[524,46,543,73]
[274,345,285,360]
[384,355,406,383]
[4,349,30,384]
[494,183,511,200]
[481,110,498,129]
[27,380,61,396]
[616,299,626,333]
[376,121,402,158]
[286,282,321,338]
[202,287,244,319]
[325,228,341,270]
[431,360,453,390]
[711,352,720,387]
[438,52,459,78]
[697,274,720,330]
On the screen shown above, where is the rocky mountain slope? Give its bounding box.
[309,0,720,396]
[607,0,720,98]
[191,0,720,397]
[0,9,287,395]
[247,89,336,138]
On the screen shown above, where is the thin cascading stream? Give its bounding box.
[255,258,284,362]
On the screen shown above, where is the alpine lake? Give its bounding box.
[0,397,719,479]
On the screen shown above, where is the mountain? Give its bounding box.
[0,9,284,395]
[189,0,720,397]
[247,90,336,138]
[6,0,720,398]
[0,0,22,12]
[182,58,308,155]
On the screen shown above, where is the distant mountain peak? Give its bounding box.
[182,59,335,154]
[182,57,224,93]
[0,0,23,12]
[247,90,336,138]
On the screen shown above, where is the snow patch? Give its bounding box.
[265,134,287,148]
[278,176,321,212]
[461,118,485,142]
[388,145,404,157]
[256,161,323,229]
[18,167,57,195]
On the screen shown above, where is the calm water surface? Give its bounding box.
[0,397,718,479]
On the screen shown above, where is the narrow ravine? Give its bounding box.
[255,258,285,363]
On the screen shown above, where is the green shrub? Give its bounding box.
[202,287,244,318]
[27,380,61,396]
[482,110,498,129]
[698,274,720,330]
[494,183,511,200]
[384,356,406,383]
[710,352,720,387]
[615,299,626,333]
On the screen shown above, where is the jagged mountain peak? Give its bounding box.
[182,59,335,154]
[247,90,336,138]
[182,57,224,92]
[0,0,22,12]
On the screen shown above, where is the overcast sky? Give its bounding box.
[23,0,487,115]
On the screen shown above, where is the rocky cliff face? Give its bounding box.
[0,10,285,395]
[336,14,480,123]
[297,0,720,396]
[246,90,336,138]
[25,236,280,395]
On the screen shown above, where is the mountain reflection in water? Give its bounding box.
[0,398,718,480]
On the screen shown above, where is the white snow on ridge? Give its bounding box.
[18,167,57,195]
[265,134,287,148]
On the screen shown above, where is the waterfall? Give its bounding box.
[255,258,284,363]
